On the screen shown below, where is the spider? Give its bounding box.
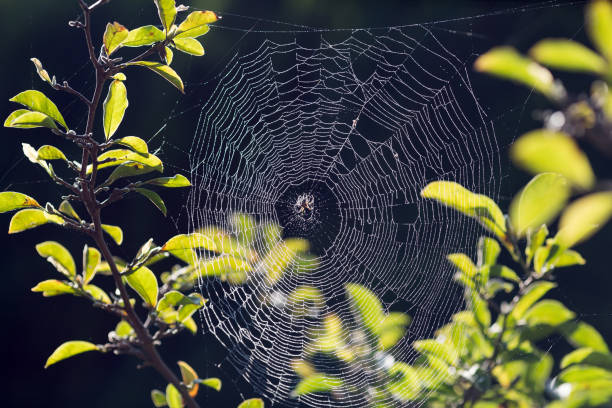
[294,194,315,219]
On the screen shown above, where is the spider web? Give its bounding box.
[185,13,507,407]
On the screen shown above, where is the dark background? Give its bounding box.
[2,0,611,407]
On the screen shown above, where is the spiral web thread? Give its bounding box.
[187,22,502,407]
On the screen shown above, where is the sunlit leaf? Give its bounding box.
[101,162,157,187]
[5,110,58,130]
[37,145,67,161]
[151,389,167,407]
[345,283,384,334]
[387,362,421,400]
[145,174,191,188]
[198,377,221,392]
[135,188,167,216]
[154,0,177,33]
[561,321,609,352]
[157,290,205,322]
[561,348,612,370]
[36,241,76,277]
[173,37,204,56]
[115,136,148,155]
[9,90,67,129]
[124,266,158,307]
[524,299,575,327]
[102,224,124,245]
[123,25,165,47]
[31,57,52,85]
[8,208,64,234]
[83,246,101,284]
[175,10,217,39]
[31,279,76,297]
[238,398,265,408]
[0,191,40,213]
[103,22,128,55]
[83,284,111,304]
[88,149,163,173]
[552,249,586,268]
[103,79,128,140]
[559,364,612,384]
[529,39,607,74]
[509,173,570,237]
[556,192,612,248]
[165,383,182,408]
[127,61,184,93]
[162,233,218,261]
[115,320,134,339]
[587,0,612,64]
[474,46,563,100]
[511,281,557,321]
[291,374,342,397]
[45,341,98,368]
[164,46,174,65]
[511,130,594,190]
[526,224,548,265]
[421,181,506,239]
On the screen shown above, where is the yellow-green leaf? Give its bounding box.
[36,241,76,277]
[165,383,182,408]
[556,191,612,248]
[88,149,163,173]
[162,233,218,260]
[58,200,80,220]
[135,188,167,216]
[5,110,58,130]
[123,25,165,47]
[125,266,158,307]
[561,322,609,353]
[127,61,184,93]
[587,0,612,63]
[145,174,190,188]
[83,284,111,304]
[102,224,124,245]
[8,209,64,234]
[421,181,506,239]
[474,46,563,101]
[103,22,129,55]
[31,58,52,85]
[31,279,76,297]
[292,374,342,397]
[115,136,148,155]
[103,79,128,140]
[199,377,221,392]
[511,130,595,190]
[173,37,204,56]
[164,46,174,65]
[345,283,384,334]
[0,191,40,213]
[101,162,157,187]
[524,299,575,326]
[175,10,217,39]
[83,246,101,284]
[37,145,67,161]
[45,341,98,368]
[9,90,67,129]
[509,173,570,237]
[529,39,607,74]
[238,399,264,408]
[151,389,167,407]
[511,281,557,321]
[155,0,177,33]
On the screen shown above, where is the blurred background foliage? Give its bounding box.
[3,0,612,407]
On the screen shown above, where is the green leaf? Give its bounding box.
[478,236,500,266]
[103,22,129,55]
[291,374,342,397]
[162,233,219,262]
[489,264,521,283]
[89,149,163,173]
[31,279,76,297]
[165,383,182,408]
[552,249,586,268]
[127,61,184,93]
[115,136,148,155]
[561,321,609,352]
[345,283,384,334]
[164,46,174,65]
[526,224,548,265]
[114,320,134,338]
[421,181,506,239]
[36,241,76,277]
[157,290,205,322]
[45,341,98,368]
[154,0,177,33]
[151,389,167,407]
[511,281,557,321]
[556,192,612,248]
[37,145,67,161]
[587,0,612,64]
[175,10,217,39]
[198,377,221,392]
[559,364,612,384]
[145,174,191,188]
[83,246,101,284]
[5,110,58,130]
[237,398,265,408]
[123,25,165,47]
[173,37,204,56]
[509,173,571,237]
[124,266,158,307]
[182,316,197,334]
[22,142,55,178]
[561,348,612,370]
[387,362,421,400]
[9,90,67,129]
[0,191,40,213]
[58,200,79,220]
[135,188,167,216]
[101,162,157,187]
[31,58,52,85]
[8,208,64,234]
[475,46,564,100]
[83,284,111,304]
[511,130,595,190]
[523,299,575,327]
[102,224,123,245]
[529,39,607,74]
[103,79,128,140]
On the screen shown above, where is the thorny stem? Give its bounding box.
[63,1,200,407]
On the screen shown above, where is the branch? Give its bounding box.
[53,81,92,106]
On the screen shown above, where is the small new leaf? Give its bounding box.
[31,58,52,85]
[154,0,177,33]
[151,389,167,407]
[83,246,101,284]
[238,398,265,408]
[145,174,191,188]
[102,224,124,245]
[58,200,80,220]
[103,79,129,140]
[103,22,129,55]
[165,383,182,408]
[45,341,98,368]
[124,266,158,307]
